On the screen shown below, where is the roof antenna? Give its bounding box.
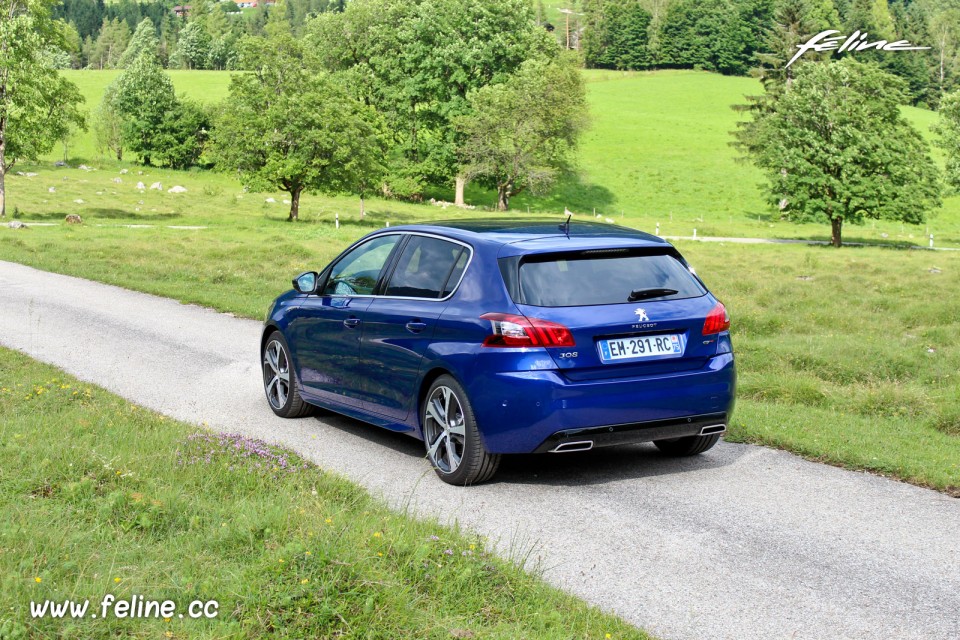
[559,212,571,237]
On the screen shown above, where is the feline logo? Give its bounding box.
[787,30,930,68]
[634,308,649,322]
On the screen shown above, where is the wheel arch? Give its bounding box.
[261,323,282,356]
[416,366,457,436]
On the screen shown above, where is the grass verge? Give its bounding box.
[0,347,648,639]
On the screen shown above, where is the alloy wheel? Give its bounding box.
[423,385,466,474]
[263,339,291,410]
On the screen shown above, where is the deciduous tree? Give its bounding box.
[738,59,941,247]
[0,0,85,217]
[117,17,158,67]
[933,89,960,189]
[457,56,588,211]
[108,53,177,164]
[207,36,385,221]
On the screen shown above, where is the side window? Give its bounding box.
[385,236,467,299]
[323,235,400,296]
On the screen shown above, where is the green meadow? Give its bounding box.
[2,69,958,495]
[52,68,960,246]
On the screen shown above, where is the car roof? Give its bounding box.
[382,219,668,250]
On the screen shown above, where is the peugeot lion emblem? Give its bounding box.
[634,308,649,321]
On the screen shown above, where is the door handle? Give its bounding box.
[343,317,361,329]
[405,321,428,333]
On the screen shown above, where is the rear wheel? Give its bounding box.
[421,375,500,485]
[653,433,721,456]
[262,331,314,418]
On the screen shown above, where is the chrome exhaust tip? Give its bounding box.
[699,424,726,436]
[550,440,594,453]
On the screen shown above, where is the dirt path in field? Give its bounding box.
[1,259,957,640]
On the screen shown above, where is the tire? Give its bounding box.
[262,331,315,418]
[421,375,500,485]
[653,433,722,456]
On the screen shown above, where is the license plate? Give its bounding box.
[597,334,684,363]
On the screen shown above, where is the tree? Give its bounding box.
[737,59,941,247]
[305,0,556,200]
[93,83,124,160]
[171,21,211,69]
[152,99,210,169]
[933,89,960,189]
[108,53,177,164]
[0,0,86,217]
[582,0,654,70]
[207,35,385,221]
[657,0,752,75]
[117,17,158,67]
[86,17,130,68]
[457,55,588,211]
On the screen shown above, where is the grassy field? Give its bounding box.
[0,347,648,639]
[49,68,959,247]
[1,69,958,497]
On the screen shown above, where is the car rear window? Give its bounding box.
[517,250,706,307]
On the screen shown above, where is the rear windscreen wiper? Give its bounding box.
[627,287,678,302]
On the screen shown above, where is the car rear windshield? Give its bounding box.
[517,250,706,307]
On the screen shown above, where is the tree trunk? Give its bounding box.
[359,195,365,218]
[288,187,302,221]
[116,146,123,161]
[454,176,466,206]
[831,217,843,247]
[496,184,509,211]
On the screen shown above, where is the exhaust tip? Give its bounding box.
[699,424,726,436]
[550,440,594,453]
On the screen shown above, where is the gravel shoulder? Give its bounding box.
[1,259,957,640]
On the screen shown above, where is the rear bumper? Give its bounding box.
[466,352,736,454]
[531,412,728,453]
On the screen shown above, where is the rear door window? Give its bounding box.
[518,250,705,307]
[385,235,468,299]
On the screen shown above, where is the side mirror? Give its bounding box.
[292,271,318,294]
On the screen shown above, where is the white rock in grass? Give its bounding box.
[119,168,128,174]
[25,172,38,177]
[73,198,84,204]
[136,182,145,190]
[95,191,103,195]
[112,177,122,184]
[8,220,27,229]
[282,199,290,204]
[150,182,162,190]
[48,187,56,193]
[265,197,276,203]
[167,185,187,193]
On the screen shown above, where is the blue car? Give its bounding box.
[261,220,735,485]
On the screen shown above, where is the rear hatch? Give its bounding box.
[502,247,725,380]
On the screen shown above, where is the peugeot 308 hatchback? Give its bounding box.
[262,220,736,485]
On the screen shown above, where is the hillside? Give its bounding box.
[49,68,959,245]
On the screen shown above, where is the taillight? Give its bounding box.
[480,313,575,348]
[703,302,730,335]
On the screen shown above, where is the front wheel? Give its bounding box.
[653,433,721,456]
[262,331,315,418]
[421,375,500,485]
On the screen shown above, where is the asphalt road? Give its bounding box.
[1,259,957,640]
